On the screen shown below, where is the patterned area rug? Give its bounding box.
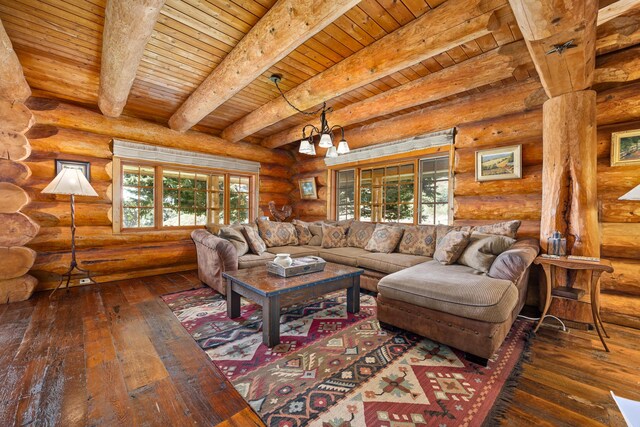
[161,287,531,427]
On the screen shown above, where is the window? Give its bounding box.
[118,161,256,231]
[122,165,155,228]
[420,157,450,225]
[333,155,449,225]
[336,170,355,220]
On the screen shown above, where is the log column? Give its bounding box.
[0,100,39,303]
[541,90,599,322]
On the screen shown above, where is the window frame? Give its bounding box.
[329,147,452,225]
[113,158,257,233]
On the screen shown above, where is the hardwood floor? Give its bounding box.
[0,271,638,426]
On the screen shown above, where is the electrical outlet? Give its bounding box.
[79,278,92,285]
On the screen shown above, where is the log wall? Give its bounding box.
[24,97,294,290]
[291,80,640,328]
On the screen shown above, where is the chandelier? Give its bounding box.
[270,74,349,158]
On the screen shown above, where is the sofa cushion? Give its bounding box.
[308,223,323,246]
[256,218,298,247]
[398,224,437,257]
[267,245,320,258]
[457,232,516,273]
[347,221,376,248]
[364,224,404,253]
[322,223,349,248]
[292,220,313,245]
[378,260,518,323]
[434,230,471,265]
[238,252,276,269]
[489,238,539,282]
[318,247,371,267]
[356,252,430,274]
[241,225,267,255]
[473,220,521,238]
[218,226,249,257]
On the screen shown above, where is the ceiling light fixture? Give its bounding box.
[270,74,349,157]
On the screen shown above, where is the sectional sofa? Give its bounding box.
[191,219,539,364]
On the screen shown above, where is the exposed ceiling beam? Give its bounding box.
[597,0,640,26]
[261,40,533,149]
[99,0,166,118]
[220,0,509,143]
[168,0,361,133]
[0,18,31,103]
[508,0,598,98]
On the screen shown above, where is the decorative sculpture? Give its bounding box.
[268,200,292,222]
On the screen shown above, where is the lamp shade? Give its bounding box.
[336,139,350,154]
[619,184,640,201]
[325,146,338,158]
[299,138,313,154]
[42,168,98,196]
[318,133,333,148]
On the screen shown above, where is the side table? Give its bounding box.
[533,256,614,351]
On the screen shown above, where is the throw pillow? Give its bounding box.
[321,223,348,248]
[489,238,540,282]
[256,218,298,247]
[218,226,249,257]
[242,225,267,255]
[457,232,516,273]
[433,230,471,265]
[364,224,405,253]
[292,220,313,245]
[473,220,521,238]
[398,225,437,257]
[347,221,376,248]
[308,223,323,246]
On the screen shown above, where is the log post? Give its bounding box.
[541,91,599,321]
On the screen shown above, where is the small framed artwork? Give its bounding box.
[55,160,91,181]
[298,177,318,200]
[611,129,640,167]
[475,145,522,182]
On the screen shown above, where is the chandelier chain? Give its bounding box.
[273,78,326,117]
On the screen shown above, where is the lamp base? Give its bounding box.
[49,260,96,298]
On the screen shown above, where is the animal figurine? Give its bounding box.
[268,201,292,222]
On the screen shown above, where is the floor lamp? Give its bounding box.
[42,168,98,297]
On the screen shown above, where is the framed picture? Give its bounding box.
[298,177,318,200]
[55,159,91,181]
[475,145,522,182]
[611,129,640,167]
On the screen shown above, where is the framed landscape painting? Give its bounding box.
[475,145,522,182]
[299,177,318,200]
[611,129,640,167]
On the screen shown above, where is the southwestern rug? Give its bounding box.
[161,287,531,427]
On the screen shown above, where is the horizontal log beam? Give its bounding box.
[22,201,112,228]
[168,0,360,132]
[26,125,113,159]
[597,0,640,26]
[0,212,39,246]
[601,257,640,295]
[0,246,36,280]
[25,96,294,166]
[99,0,166,117]
[454,165,542,196]
[0,159,30,185]
[0,182,29,213]
[453,219,540,239]
[0,101,34,133]
[262,39,532,148]
[454,194,542,221]
[0,131,31,161]
[0,18,30,103]
[0,274,37,303]
[221,0,508,142]
[601,223,640,259]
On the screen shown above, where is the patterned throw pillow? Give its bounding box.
[364,224,405,253]
[457,232,516,273]
[256,218,298,247]
[347,221,376,248]
[398,225,437,257]
[321,223,349,248]
[242,225,267,255]
[434,230,471,265]
[473,220,521,238]
[292,220,313,245]
[218,226,249,256]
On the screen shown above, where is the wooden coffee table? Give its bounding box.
[223,262,363,347]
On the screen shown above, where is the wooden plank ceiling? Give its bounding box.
[0,0,637,149]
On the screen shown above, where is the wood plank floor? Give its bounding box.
[0,270,638,426]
